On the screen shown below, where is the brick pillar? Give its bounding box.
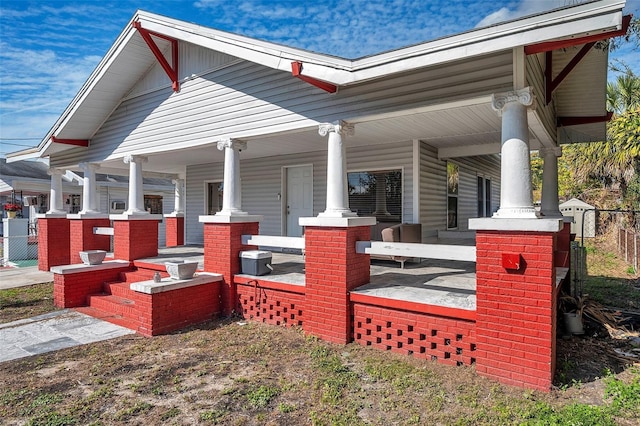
[303,225,371,344]
[113,219,160,261]
[473,226,560,391]
[37,216,70,271]
[165,215,184,247]
[69,218,111,264]
[554,220,572,268]
[202,220,259,315]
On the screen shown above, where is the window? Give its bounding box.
[67,194,81,214]
[447,162,458,229]
[144,195,163,214]
[206,181,223,215]
[347,169,402,222]
[477,176,491,217]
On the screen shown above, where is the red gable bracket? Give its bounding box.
[51,136,89,147]
[291,61,338,93]
[525,14,632,55]
[133,21,180,92]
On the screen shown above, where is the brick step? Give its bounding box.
[87,294,140,321]
[75,306,141,332]
[103,281,135,298]
[118,269,166,284]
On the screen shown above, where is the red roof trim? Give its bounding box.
[50,136,89,147]
[291,61,338,93]
[525,14,631,55]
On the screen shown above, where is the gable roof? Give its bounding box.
[7,0,627,163]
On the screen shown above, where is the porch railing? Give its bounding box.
[356,241,476,262]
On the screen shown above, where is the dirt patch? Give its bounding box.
[0,319,639,425]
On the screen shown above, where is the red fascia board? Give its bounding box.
[525,14,632,55]
[50,136,89,147]
[557,112,613,127]
[291,61,338,93]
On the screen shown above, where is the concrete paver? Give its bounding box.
[0,310,135,363]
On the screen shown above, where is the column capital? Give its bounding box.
[78,162,100,172]
[217,138,246,151]
[491,87,535,115]
[47,167,65,177]
[539,146,562,157]
[318,121,354,137]
[123,154,148,165]
[171,178,184,185]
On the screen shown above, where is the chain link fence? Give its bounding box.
[1,218,38,267]
[569,209,639,298]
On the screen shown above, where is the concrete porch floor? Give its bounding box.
[137,244,477,311]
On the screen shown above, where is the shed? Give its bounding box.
[559,198,596,238]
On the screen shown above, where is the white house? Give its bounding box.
[6,0,629,391]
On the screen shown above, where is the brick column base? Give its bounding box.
[69,218,111,264]
[303,226,371,344]
[203,221,259,315]
[113,219,159,261]
[37,217,70,271]
[165,216,185,247]
[474,229,558,391]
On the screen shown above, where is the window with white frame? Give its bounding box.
[347,169,402,221]
[477,176,491,217]
[206,181,223,215]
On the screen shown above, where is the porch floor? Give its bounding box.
[137,245,477,310]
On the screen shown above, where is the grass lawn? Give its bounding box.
[0,240,639,425]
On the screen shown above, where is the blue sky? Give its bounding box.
[1,0,638,158]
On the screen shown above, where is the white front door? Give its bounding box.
[286,165,313,237]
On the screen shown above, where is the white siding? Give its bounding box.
[51,49,512,167]
[419,142,500,236]
[185,141,414,244]
[527,53,556,141]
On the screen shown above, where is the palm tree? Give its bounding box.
[562,73,640,206]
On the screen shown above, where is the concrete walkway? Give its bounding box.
[0,309,135,363]
[0,265,53,289]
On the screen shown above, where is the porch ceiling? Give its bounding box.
[95,101,527,176]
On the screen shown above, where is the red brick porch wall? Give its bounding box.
[38,217,70,271]
[303,226,371,344]
[53,265,131,308]
[113,220,159,261]
[69,218,111,264]
[165,216,184,247]
[474,230,559,391]
[203,221,259,315]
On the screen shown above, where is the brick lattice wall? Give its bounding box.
[237,279,305,327]
[352,303,476,366]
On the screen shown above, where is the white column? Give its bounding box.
[216,139,247,216]
[318,121,356,218]
[78,162,100,214]
[47,168,66,214]
[491,87,537,219]
[171,178,185,215]
[540,147,563,218]
[124,154,148,215]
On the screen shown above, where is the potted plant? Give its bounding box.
[3,202,22,219]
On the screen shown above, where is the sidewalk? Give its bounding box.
[0,310,136,363]
[1,266,136,363]
[0,265,53,289]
